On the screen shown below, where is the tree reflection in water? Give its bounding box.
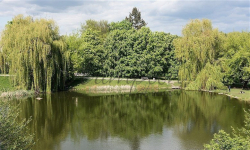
[13,91,250,150]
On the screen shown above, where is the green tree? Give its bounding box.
[0,15,70,92]
[80,29,104,75]
[221,31,250,89]
[66,29,104,75]
[146,32,179,78]
[125,7,147,30]
[103,26,178,78]
[80,19,109,41]
[109,20,132,31]
[103,29,136,77]
[132,27,151,77]
[65,31,82,73]
[174,19,224,90]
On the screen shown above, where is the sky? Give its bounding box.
[0,0,249,35]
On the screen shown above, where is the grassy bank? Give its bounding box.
[212,88,250,101]
[69,78,172,93]
[0,76,34,98]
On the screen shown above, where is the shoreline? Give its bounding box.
[201,89,250,101]
[3,77,248,101]
[1,87,248,102]
[0,90,35,98]
[68,78,180,94]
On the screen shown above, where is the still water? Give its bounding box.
[15,90,249,150]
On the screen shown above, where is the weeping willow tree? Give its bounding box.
[0,15,70,92]
[173,19,224,90]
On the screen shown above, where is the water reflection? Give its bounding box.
[13,91,250,150]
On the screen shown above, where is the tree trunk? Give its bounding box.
[242,80,249,90]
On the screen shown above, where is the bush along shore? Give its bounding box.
[0,101,35,149]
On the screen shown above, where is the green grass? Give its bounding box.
[214,88,250,101]
[0,76,35,98]
[70,78,171,93]
[173,82,181,86]
[0,76,15,92]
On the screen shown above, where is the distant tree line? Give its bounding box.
[0,7,249,92]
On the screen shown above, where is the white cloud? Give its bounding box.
[0,0,249,35]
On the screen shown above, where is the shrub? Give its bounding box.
[0,100,35,150]
[204,110,250,149]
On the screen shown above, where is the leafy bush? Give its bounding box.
[204,110,250,149]
[0,100,35,150]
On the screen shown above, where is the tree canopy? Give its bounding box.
[66,18,178,78]
[109,20,132,31]
[80,19,109,41]
[221,31,250,88]
[174,19,224,90]
[0,15,70,92]
[66,29,104,75]
[103,26,178,78]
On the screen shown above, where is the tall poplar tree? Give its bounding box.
[125,7,147,30]
[0,15,70,92]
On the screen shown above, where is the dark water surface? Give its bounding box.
[14,91,250,150]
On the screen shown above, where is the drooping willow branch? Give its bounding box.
[0,15,70,92]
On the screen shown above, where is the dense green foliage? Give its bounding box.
[67,19,178,78]
[0,100,35,149]
[80,19,109,41]
[0,15,70,92]
[109,20,132,31]
[221,32,250,89]
[66,29,104,75]
[204,110,250,149]
[103,27,178,78]
[174,19,249,90]
[174,19,223,90]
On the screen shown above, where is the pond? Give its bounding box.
[14,90,250,150]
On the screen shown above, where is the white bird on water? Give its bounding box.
[36,97,42,100]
